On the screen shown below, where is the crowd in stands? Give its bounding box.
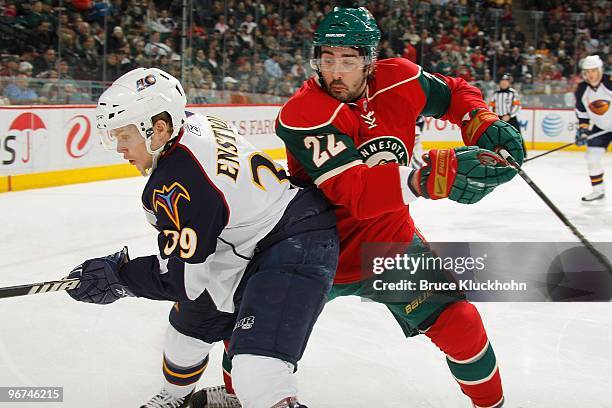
[0,0,609,106]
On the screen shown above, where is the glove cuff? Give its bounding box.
[461,108,498,146]
[424,149,458,200]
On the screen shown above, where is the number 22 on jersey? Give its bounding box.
[304,134,347,167]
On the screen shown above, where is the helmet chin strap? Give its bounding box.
[142,125,184,176]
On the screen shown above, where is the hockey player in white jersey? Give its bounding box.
[66,68,339,408]
[575,55,611,201]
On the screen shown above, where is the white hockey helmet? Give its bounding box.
[96,67,187,155]
[581,55,603,71]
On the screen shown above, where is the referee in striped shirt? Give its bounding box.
[489,74,526,156]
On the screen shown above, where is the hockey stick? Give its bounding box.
[499,149,612,274]
[524,129,609,163]
[0,278,80,299]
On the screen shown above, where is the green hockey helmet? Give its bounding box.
[311,7,381,66]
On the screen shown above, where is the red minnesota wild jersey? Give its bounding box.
[276,58,487,284]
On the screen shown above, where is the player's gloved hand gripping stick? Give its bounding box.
[410,146,517,204]
[499,149,612,274]
[0,247,133,300]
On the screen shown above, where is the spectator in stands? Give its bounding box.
[77,36,100,80]
[434,53,453,76]
[40,69,61,102]
[144,31,172,57]
[56,59,75,82]
[237,24,254,48]
[193,49,207,69]
[264,52,282,79]
[402,35,418,63]
[18,61,34,77]
[88,0,114,27]
[157,9,177,32]
[3,74,43,104]
[117,48,137,74]
[21,1,45,29]
[75,21,92,51]
[0,56,20,77]
[30,20,54,52]
[33,48,56,77]
[214,15,229,34]
[131,39,146,65]
[581,30,600,54]
[201,70,217,90]
[241,14,257,34]
[61,83,89,103]
[109,26,128,53]
[201,49,221,83]
[473,59,487,81]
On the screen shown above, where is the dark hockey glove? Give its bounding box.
[410,146,517,204]
[461,108,525,166]
[575,126,589,146]
[67,247,133,304]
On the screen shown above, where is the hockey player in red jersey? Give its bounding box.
[273,7,524,408]
[194,6,524,408]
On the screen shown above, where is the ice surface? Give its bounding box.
[0,151,610,407]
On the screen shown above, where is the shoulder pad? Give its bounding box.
[575,81,588,96]
[277,78,345,130]
[367,58,421,99]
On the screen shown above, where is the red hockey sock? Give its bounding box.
[425,301,504,408]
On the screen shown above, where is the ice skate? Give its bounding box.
[140,388,192,408]
[189,385,241,408]
[582,186,605,202]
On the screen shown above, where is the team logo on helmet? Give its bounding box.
[152,182,190,229]
[136,74,157,92]
[357,136,408,167]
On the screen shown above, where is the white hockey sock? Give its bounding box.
[586,147,605,189]
[162,325,214,398]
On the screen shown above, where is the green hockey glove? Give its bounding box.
[461,108,525,166]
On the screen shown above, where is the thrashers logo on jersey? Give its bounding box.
[589,99,610,116]
[357,136,409,167]
[152,182,191,229]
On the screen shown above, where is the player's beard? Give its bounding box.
[327,77,367,103]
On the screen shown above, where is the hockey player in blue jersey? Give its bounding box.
[66,67,339,408]
[574,55,611,202]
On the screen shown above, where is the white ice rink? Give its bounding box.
[1,152,611,407]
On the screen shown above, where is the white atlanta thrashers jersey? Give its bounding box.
[138,112,297,312]
[575,75,612,131]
